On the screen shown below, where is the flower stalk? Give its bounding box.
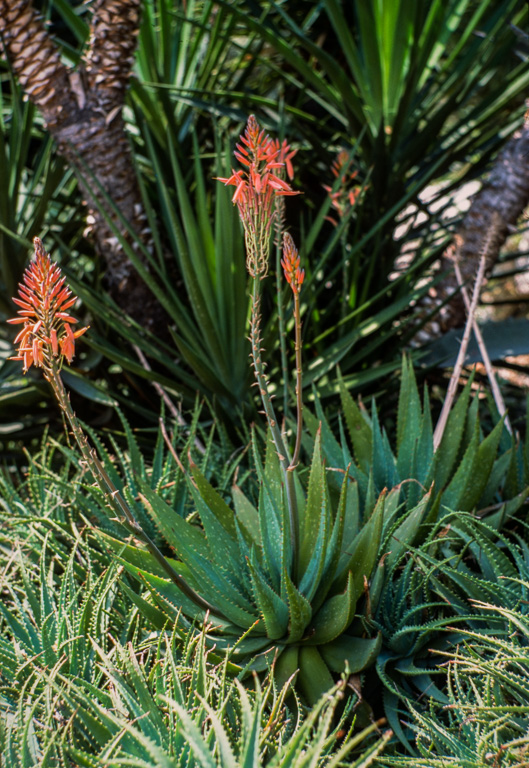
[281,232,304,469]
[8,237,219,617]
[217,116,302,576]
[249,275,299,574]
[273,138,298,415]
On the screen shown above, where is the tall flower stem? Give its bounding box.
[339,231,349,334]
[281,232,305,470]
[275,231,290,416]
[8,238,219,618]
[250,276,299,577]
[216,117,300,578]
[290,286,303,469]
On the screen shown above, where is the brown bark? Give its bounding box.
[420,116,529,338]
[0,0,160,328]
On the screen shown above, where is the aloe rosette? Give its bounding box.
[308,358,529,528]
[104,426,386,705]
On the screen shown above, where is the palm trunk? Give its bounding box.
[0,0,161,329]
[421,117,529,336]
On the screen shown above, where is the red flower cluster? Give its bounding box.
[216,116,299,276]
[8,238,89,373]
[281,232,304,295]
[218,115,298,204]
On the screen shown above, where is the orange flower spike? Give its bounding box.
[7,237,89,373]
[281,232,304,294]
[216,116,299,278]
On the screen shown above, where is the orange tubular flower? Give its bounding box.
[281,232,304,294]
[216,115,299,277]
[271,138,297,181]
[7,237,89,374]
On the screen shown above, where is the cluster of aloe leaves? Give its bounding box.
[101,425,384,707]
[3,370,529,762]
[88,357,528,716]
[0,501,390,766]
[309,358,529,524]
[379,595,529,767]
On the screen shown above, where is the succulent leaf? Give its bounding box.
[247,560,289,639]
[320,633,382,674]
[441,419,481,510]
[283,570,313,643]
[308,571,356,645]
[297,646,335,706]
[299,429,325,574]
[384,490,432,573]
[433,371,475,489]
[335,489,385,596]
[339,373,372,471]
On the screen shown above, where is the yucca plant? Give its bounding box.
[0,0,455,426]
[218,0,529,317]
[5,0,529,433]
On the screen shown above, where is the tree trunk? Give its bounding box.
[419,116,529,339]
[0,0,161,329]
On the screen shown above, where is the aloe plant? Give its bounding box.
[361,506,529,749]
[89,119,435,705]
[0,514,390,767]
[378,597,529,767]
[307,357,529,527]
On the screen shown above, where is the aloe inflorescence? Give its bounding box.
[8,236,89,372]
